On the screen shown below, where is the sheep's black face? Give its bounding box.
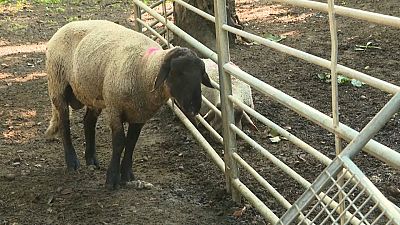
[154,47,213,120]
[167,57,208,119]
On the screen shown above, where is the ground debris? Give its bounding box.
[126,180,154,189]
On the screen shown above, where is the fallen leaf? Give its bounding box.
[233,206,247,218]
[269,136,281,143]
[47,195,54,205]
[60,188,73,195]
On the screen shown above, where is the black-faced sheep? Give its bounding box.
[200,59,257,131]
[45,20,213,189]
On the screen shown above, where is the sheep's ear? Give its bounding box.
[202,71,214,88]
[153,59,170,91]
[152,48,190,92]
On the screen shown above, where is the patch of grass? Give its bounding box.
[0,0,27,13]
[34,0,62,4]
[66,16,79,22]
[46,19,59,25]
[54,6,64,12]
[0,0,27,9]
[9,22,28,31]
[45,5,65,12]
[316,72,365,87]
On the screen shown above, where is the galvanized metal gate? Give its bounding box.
[132,0,400,224]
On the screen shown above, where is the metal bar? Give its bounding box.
[279,91,400,223]
[167,100,225,173]
[370,211,385,225]
[232,152,292,209]
[233,152,318,225]
[341,156,400,224]
[231,124,309,188]
[278,158,344,224]
[174,0,215,23]
[340,92,400,159]
[222,25,400,94]
[330,178,363,224]
[144,11,173,32]
[136,18,170,46]
[223,63,400,169]
[133,2,142,32]
[231,178,280,224]
[270,0,400,28]
[316,172,354,225]
[359,201,379,224]
[310,171,354,224]
[133,0,218,62]
[343,193,373,225]
[327,1,345,224]
[214,0,240,202]
[172,0,400,95]
[229,94,361,198]
[385,219,394,225]
[152,29,167,41]
[202,96,222,118]
[231,125,363,224]
[336,188,367,224]
[175,0,400,30]
[228,95,332,166]
[195,114,223,144]
[140,0,163,13]
[162,0,170,49]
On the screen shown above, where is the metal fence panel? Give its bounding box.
[132,1,400,224]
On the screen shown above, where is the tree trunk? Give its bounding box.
[173,0,239,56]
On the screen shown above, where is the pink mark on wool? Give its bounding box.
[145,47,160,56]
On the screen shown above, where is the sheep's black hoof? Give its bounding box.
[85,156,99,168]
[105,169,120,190]
[66,153,80,171]
[120,170,135,185]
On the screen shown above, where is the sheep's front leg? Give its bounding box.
[106,117,125,190]
[54,97,80,170]
[84,108,102,167]
[120,123,144,184]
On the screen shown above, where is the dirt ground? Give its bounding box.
[0,0,399,224]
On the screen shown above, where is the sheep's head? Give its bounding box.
[154,47,213,119]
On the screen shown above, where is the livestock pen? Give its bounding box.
[132,0,400,224]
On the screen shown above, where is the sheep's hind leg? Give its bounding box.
[106,116,125,190]
[84,108,102,168]
[54,96,80,170]
[120,123,144,185]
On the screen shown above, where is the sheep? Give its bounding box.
[200,59,257,132]
[44,20,213,189]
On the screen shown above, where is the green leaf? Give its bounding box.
[268,128,280,137]
[265,33,286,42]
[355,42,382,51]
[317,72,331,81]
[337,75,351,84]
[351,79,365,87]
[317,73,327,80]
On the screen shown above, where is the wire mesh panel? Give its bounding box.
[278,157,400,225]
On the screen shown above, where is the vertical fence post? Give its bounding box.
[327,1,345,224]
[133,2,142,32]
[162,0,171,48]
[213,0,241,202]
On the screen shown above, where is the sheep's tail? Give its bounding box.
[44,56,65,140]
[45,103,60,140]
